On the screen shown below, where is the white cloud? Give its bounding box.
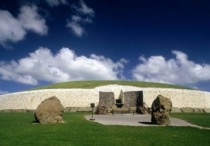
[67,0,94,37]
[66,21,84,37]
[132,50,210,86]
[71,15,82,22]
[18,5,48,35]
[46,0,67,7]
[0,47,127,85]
[0,10,26,44]
[77,0,94,16]
[0,5,48,46]
[0,63,38,85]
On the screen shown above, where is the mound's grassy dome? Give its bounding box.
[33,80,192,90]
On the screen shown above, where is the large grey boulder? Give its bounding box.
[123,91,143,108]
[98,91,115,107]
[151,95,172,125]
[98,92,115,114]
[34,96,64,124]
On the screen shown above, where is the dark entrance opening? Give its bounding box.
[136,91,143,107]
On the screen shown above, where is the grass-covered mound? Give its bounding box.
[0,112,209,146]
[34,80,191,90]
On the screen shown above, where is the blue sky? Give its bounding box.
[1,0,210,94]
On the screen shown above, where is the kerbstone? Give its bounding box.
[34,96,64,124]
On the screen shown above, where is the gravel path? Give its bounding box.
[85,114,210,130]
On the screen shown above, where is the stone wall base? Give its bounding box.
[1,107,210,113]
[64,107,94,112]
[0,109,35,113]
[172,107,210,113]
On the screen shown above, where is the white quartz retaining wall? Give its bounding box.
[0,85,210,110]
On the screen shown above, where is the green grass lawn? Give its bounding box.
[0,112,210,146]
[171,113,210,128]
[33,80,192,90]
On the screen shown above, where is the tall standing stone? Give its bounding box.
[98,92,115,107]
[123,91,143,108]
[98,92,115,114]
[151,95,172,125]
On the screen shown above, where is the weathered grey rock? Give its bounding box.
[151,95,172,125]
[123,91,143,108]
[118,90,124,102]
[34,96,64,124]
[97,106,108,115]
[98,92,115,114]
[99,91,115,107]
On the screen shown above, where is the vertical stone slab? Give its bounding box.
[118,90,124,103]
[98,92,115,114]
[123,91,143,108]
[98,106,108,115]
[99,91,115,107]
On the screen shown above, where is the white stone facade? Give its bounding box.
[0,84,210,110]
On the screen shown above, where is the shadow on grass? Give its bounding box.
[139,121,157,125]
[31,120,40,124]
